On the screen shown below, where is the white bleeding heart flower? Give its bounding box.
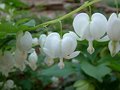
[44,56,54,66]
[39,34,47,47]
[0,51,15,77]
[42,32,80,69]
[28,50,38,71]
[73,13,108,54]
[15,31,33,71]
[107,13,120,56]
[14,49,27,71]
[38,34,47,53]
[16,31,32,52]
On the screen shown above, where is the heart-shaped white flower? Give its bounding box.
[73,13,108,54]
[40,32,80,69]
[107,13,120,56]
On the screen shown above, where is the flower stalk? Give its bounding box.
[27,0,101,31]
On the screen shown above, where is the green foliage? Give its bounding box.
[80,61,111,82]
[40,62,76,77]
[74,80,95,90]
[2,0,28,8]
[0,0,120,90]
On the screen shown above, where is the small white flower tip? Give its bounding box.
[87,41,95,54]
[58,58,64,69]
[108,41,120,57]
[87,46,95,54]
[44,57,54,66]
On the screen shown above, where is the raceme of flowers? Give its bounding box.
[0,12,120,77]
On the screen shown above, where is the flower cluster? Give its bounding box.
[0,31,38,76]
[39,32,80,69]
[73,13,120,56]
[0,12,120,77]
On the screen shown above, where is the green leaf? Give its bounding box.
[3,0,28,8]
[74,80,88,87]
[0,22,18,33]
[74,80,95,90]
[24,19,36,27]
[40,62,76,77]
[16,18,30,25]
[80,61,111,82]
[20,79,32,90]
[109,60,120,72]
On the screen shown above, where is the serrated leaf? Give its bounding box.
[80,61,111,82]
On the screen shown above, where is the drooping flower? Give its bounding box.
[15,31,32,71]
[73,13,108,54]
[0,51,15,77]
[3,79,16,90]
[39,32,80,69]
[16,31,32,52]
[27,50,38,71]
[14,49,27,71]
[107,13,120,56]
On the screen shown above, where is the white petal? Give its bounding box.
[61,35,77,57]
[20,31,32,52]
[14,49,27,71]
[44,33,61,58]
[118,13,120,18]
[82,24,93,41]
[3,51,15,67]
[32,38,38,46]
[73,13,89,37]
[65,51,80,59]
[65,31,82,41]
[44,57,54,66]
[107,19,120,41]
[43,48,52,57]
[90,13,107,39]
[108,13,118,26]
[108,41,120,57]
[0,51,15,76]
[28,51,38,64]
[38,34,47,47]
[97,35,110,42]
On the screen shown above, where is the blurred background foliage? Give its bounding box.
[0,0,120,90]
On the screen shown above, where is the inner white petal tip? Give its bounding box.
[87,41,95,54]
[87,46,95,54]
[108,41,120,57]
[58,58,64,69]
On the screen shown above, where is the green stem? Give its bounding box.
[27,0,101,31]
[115,0,119,15]
[89,5,92,17]
[58,20,63,37]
